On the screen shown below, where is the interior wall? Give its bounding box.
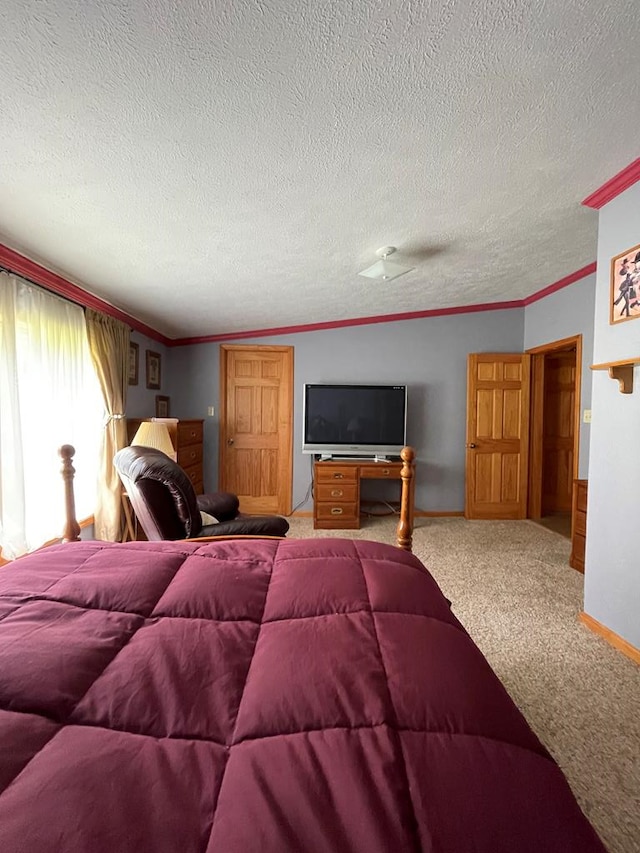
[583,182,640,648]
[523,272,596,479]
[126,331,170,418]
[167,308,525,512]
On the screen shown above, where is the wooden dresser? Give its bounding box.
[127,418,205,495]
[313,458,408,530]
[569,479,587,572]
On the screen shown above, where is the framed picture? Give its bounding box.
[146,350,161,389]
[155,395,170,418]
[128,342,139,385]
[610,242,640,324]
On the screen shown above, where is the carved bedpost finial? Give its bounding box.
[397,445,416,551]
[59,445,81,543]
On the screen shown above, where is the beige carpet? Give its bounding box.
[286,516,640,853]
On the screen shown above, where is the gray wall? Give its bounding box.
[523,273,596,479]
[583,182,640,648]
[163,255,639,651]
[126,331,170,419]
[167,309,525,512]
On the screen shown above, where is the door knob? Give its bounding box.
[227,437,234,446]
[468,443,477,448]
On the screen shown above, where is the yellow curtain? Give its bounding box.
[85,309,129,541]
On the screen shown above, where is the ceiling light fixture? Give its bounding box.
[357,246,414,282]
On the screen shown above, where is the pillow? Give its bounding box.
[200,511,219,526]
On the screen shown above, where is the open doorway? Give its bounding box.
[527,335,582,539]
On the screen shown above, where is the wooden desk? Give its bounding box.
[313,458,414,530]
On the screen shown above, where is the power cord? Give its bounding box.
[287,455,315,516]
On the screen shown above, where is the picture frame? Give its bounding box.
[155,395,170,418]
[146,350,161,389]
[610,241,640,324]
[128,342,139,385]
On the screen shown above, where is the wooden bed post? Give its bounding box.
[59,445,81,543]
[396,445,415,551]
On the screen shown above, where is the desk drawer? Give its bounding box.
[574,509,587,537]
[316,501,358,521]
[315,466,358,483]
[315,502,359,522]
[359,464,402,479]
[316,483,358,502]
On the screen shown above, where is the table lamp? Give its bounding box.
[131,421,176,461]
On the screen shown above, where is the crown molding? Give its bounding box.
[1,242,596,346]
[522,262,597,306]
[582,158,640,209]
[170,299,525,346]
[0,243,171,345]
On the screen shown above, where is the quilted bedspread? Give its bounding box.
[0,537,605,853]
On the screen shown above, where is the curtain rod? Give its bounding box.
[0,263,86,308]
[0,264,133,331]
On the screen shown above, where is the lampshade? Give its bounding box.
[131,422,176,460]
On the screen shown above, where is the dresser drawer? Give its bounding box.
[183,463,203,495]
[316,483,358,502]
[359,463,402,479]
[315,466,358,483]
[177,443,203,470]
[177,420,203,447]
[574,509,587,537]
[575,480,588,511]
[570,533,586,572]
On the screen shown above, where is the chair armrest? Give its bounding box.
[196,492,240,521]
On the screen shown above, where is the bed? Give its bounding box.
[0,448,606,852]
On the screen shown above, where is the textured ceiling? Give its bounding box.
[1,0,638,339]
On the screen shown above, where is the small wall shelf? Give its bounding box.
[590,357,640,394]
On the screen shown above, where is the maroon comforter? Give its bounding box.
[0,538,604,853]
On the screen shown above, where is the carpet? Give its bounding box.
[286,516,640,853]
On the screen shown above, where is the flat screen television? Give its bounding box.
[302,383,407,459]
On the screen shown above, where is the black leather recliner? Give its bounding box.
[113,445,289,540]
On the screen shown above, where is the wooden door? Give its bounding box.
[542,351,576,514]
[465,353,531,519]
[219,345,293,515]
[527,335,582,520]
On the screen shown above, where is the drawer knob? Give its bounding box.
[331,489,343,497]
[332,473,344,479]
[382,468,390,475]
[331,507,343,515]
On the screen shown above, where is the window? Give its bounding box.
[0,273,104,559]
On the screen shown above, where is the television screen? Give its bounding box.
[302,383,407,457]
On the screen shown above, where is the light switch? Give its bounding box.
[207,406,215,417]
[583,409,592,423]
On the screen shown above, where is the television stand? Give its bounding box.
[313,457,415,530]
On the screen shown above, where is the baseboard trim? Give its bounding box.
[579,612,640,665]
[290,509,464,519]
[415,510,464,517]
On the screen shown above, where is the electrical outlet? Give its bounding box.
[207,406,215,417]
[583,409,592,423]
